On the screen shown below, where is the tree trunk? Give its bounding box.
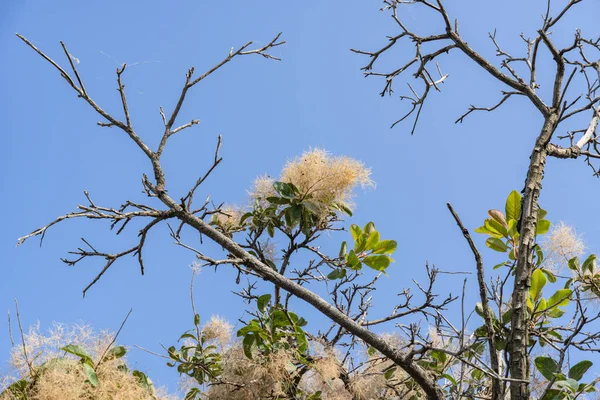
[509,112,558,400]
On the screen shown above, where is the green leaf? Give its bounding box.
[372,240,397,255]
[295,326,309,353]
[339,241,347,258]
[568,257,581,271]
[536,219,551,235]
[354,233,368,253]
[535,244,544,266]
[132,370,155,394]
[485,218,508,238]
[474,226,498,236]
[541,389,561,400]
[365,231,380,251]
[475,302,497,320]
[547,289,572,309]
[237,321,262,337]
[442,373,458,386]
[474,325,488,337]
[270,310,292,328]
[194,313,200,327]
[537,298,547,312]
[267,196,290,205]
[184,388,201,400]
[493,262,509,270]
[538,208,548,219]
[582,254,597,273]
[530,269,547,302]
[82,363,98,387]
[508,218,519,238]
[505,190,522,222]
[327,268,347,280]
[61,344,93,363]
[257,294,271,313]
[273,182,297,199]
[485,237,508,252]
[106,345,127,360]
[179,332,198,341]
[288,312,308,327]
[346,250,362,270]
[242,334,255,359]
[364,222,376,235]
[332,202,353,216]
[471,369,483,380]
[339,203,353,216]
[568,360,593,381]
[284,205,302,229]
[383,367,396,380]
[542,269,557,283]
[547,308,565,318]
[535,356,559,380]
[363,255,391,271]
[546,330,563,341]
[350,225,362,241]
[431,350,447,365]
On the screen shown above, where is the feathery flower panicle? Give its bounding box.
[312,348,342,383]
[249,174,276,203]
[541,222,585,273]
[280,148,373,206]
[206,344,295,400]
[212,205,244,231]
[249,148,373,220]
[201,315,232,348]
[2,323,173,400]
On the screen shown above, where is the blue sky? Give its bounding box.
[1,0,599,394]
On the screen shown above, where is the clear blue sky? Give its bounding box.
[1,0,599,394]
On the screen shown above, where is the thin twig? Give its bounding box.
[95,308,133,368]
[14,299,35,379]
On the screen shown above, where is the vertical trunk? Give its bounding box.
[509,113,558,399]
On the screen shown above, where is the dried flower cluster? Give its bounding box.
[1,323,173,400]
[201,316,232,348]
[212,206,244,232]
[250,148,373,218]
[206,344,296,399]
[541,222,585,273]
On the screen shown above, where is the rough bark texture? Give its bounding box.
[509,112,558,400]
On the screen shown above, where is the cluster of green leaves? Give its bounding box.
[328,222,397,280]
[475,191,598,399]
[0,343,154,399]
[475,190,550,270]
[474,191,570,345]
[166,314,223,400]
[534,356,595,399]
[237,294,309,361]
[528,269,572,323]
[242,181,352,238]
[567,254,600,298]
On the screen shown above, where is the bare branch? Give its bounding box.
[95,308,133,367]
[14,299,35,379]
[447,203,502,400]
[455,91,521,124]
